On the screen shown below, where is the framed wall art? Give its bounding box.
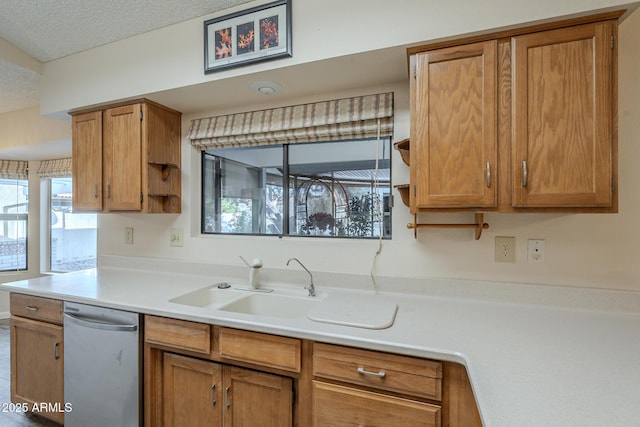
[204,0,292,74]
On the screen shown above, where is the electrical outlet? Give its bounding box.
[169,228,184,247]
[495,236,516,263]
[124,227,134,245]
[527,239,545,263]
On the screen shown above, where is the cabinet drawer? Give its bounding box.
[10,293,63,325]
[145,315,211,354]
[313,343,442,400]
[313,381,441,427]
[217,327,301,373]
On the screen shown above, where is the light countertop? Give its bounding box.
[1,259,639,427]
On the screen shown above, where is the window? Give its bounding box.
[202,138,391,238]
[0,179,28,271]
[49,178,97,272]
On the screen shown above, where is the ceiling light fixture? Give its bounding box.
[250,80,282,95]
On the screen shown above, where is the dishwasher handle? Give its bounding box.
[64,312,138,332]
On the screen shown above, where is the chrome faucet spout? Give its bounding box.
[286,258,316,297]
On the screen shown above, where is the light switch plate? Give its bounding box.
[169,228,184,247]
[124,227,134,245]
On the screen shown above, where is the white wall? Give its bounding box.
[41,0,638,115]
[98,3,640,293]
[37,0,639,293]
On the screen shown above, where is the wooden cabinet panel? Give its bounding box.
[512,21,615,207]
[145,315,211,354]
[313,343,442,400]
[405,13,619,216]
[145,314,480,427]
[163,353,222,427]
[312,381,441,427]
[103,104,142,211]
[223,366,292,427]
[70,98,181,213]
[411,40,497,209]
[158,353,293,427]
[72,110,103,211]
[10,293,63,325]
[217,327,301,373]
[10,316,64,424]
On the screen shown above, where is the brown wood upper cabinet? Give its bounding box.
[71,99,182,213]
[407,12,620,213]
[410,40,498,210]
[512,21,615,208]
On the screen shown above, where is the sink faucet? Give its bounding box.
[286,258,316,297]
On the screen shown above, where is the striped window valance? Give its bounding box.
[188,92,394,149]
[37,158,72,178]
[0,160,28,180]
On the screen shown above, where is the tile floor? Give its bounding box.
[0,319,61,426]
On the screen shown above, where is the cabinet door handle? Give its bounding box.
[357,367,386,378]
[93,183,98,198]
[106,182,111,199]
[485,162,491,188]
[26,305,39,311]
[522,161,528,187]
[225,386,230,410]
[53,342,60,360]
[210,384,216,406]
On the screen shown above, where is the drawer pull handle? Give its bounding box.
[357,367,386,378]
[26,305,39,311]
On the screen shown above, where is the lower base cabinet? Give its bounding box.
[10,294,64,425]
[163,353,220,427]
[11,317,64,425]
[145,316,296,427]
[145,315,482,427]
[162,353,293,427]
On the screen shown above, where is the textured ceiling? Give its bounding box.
[0,0,409,160]
[0,60,40,112]
[0,0,253,114]
[0,0,253,62]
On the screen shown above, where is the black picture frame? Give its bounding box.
[204,0,292,74]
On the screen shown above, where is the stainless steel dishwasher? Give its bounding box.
[63,301,141,427]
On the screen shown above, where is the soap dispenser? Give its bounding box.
[240,256,263,290]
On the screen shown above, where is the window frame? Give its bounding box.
[46,177,97,273]
[0,178,29,272]
[200,138,392,239]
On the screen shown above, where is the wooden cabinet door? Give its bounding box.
[411,40,497,209]
[10,316,64,424]
[163,353,222,427]
[72,110,103,211]
[222,366,293,427]
[103,103,142,211]
[512,21,615,207]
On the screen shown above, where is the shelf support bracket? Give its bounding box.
[407,213,489,240]
[161,165,172,181]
